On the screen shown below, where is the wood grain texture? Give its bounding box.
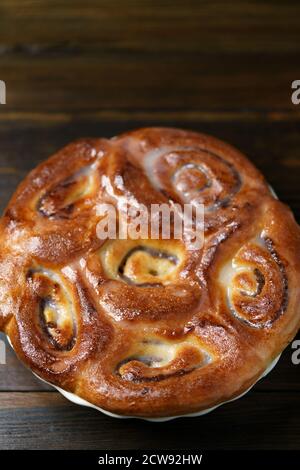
[0,1,299,112]
[1,391,300,450]
[0,335,52,391]
[0,1,299,53]
[1,51,299,112]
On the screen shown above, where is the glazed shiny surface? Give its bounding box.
[0,128,300,417]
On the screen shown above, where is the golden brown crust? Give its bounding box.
[1,128,300,417]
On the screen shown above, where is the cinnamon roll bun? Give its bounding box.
[0,128,299,418]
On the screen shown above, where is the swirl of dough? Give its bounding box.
[220,236,288,328]
[143,146,241,211]
[100,239,184,287]
[7,265,110,381]
[1,140,108,263]
[30,268,76,350]
[112,128,271,234]
[83,238,202,325]
[37,162,98,219]
[116,335,212,382]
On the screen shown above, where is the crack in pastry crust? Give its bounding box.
[0,128,300,418]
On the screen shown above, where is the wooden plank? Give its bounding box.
[0,390,300,449]
[0,52,299,112]
[0,1,298,112]
[0,391,67,409]
[0,1,299,112]
[1,110,300,123]
[0,334,52,391]
[0,1,299,54]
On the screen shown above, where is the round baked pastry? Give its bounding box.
[0,127,299,418]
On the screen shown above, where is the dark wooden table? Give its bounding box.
[0,0,299,450]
